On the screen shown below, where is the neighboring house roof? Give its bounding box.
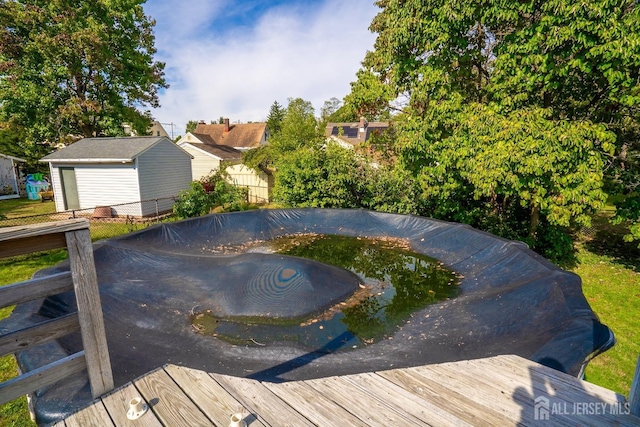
[325,118,389,147]
[194,121,267,149]
[40,136,192,163]
[189,137,243,161]
[191,133,217,145]
[0,153,26,162]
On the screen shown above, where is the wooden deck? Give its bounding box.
[54,354,639,426]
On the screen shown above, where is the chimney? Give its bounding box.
[224,118,230,132]
[358,117,367,140]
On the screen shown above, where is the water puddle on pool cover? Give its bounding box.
[191,234,461,351]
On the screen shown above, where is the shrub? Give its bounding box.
[173,182,212,218]
[173,169,246,219]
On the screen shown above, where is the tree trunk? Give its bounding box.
[529,204,540,240]
[619,142,628,171]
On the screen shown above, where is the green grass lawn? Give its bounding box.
[0,201,638,424]
[568,212,640,396]
[0,198,56,218]
[0,197,66,425]
[0,250,67,427]
[578,249,640,395]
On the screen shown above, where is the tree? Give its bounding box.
[272,142,422,213]
[266,100,285,135]
[272,98,321,153]
[320,97,342,121]
[273,144,366,208]
[0,126,24,158]
[0,0,167,147]
[244,97,321,172]
[612,196,640,247]
[185,120,198,134]
[347,0,640,254]
[341,69,394,121]
[399,103,614,235]
[484,1,640,206]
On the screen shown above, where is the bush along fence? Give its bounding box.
[231,182,269,204]
[0,197,180,241]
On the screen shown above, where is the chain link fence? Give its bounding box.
[0,197,180,241]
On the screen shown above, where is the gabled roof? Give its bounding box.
[194,122,267,149]
[40,136,190,163]
[188,138,243,161]
[178,133,243,161]
[192,133,217,145]
[325,121,389,147]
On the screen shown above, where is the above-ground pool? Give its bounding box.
[2,208,614,424]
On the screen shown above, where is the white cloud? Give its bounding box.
[143,0,378,137]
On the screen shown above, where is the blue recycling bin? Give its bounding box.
[26,174,50,200]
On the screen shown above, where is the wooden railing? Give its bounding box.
[0,219,113,405]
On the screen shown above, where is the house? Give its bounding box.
[121,121,172,139]
[176,119,272,203]
[177,132,244,180]
[0,153,26,200]
[149,121,171,139]
[40,136,193,216]
[325,117,389,149]
[191,118,269,151]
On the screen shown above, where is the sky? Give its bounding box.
[142,0,380,138]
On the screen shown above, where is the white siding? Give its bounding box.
[49,164,66,212]
[137,138,192,215]
[49,163,141,214]
[74,164,140,207]
[226,164,271,204]
[76,164,142,215]
[179,143,222,181]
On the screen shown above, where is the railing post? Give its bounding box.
[630,353,640,416]
[65,227,114,398]
[0,219,114,405]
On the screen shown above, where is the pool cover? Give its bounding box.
[1,208,614,424]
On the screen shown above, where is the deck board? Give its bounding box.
[303,375,429,426]
[58,355,640,426]
[413,361,542,422]
[101,382,163,427]
[165,364,266,427]
[263,380,369,427]
[379,366,516,426]
[62,400,113,427]
[343,371,473,426]
[212,373,316,427]
[133,367,213,426]
[457,356,630,426]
